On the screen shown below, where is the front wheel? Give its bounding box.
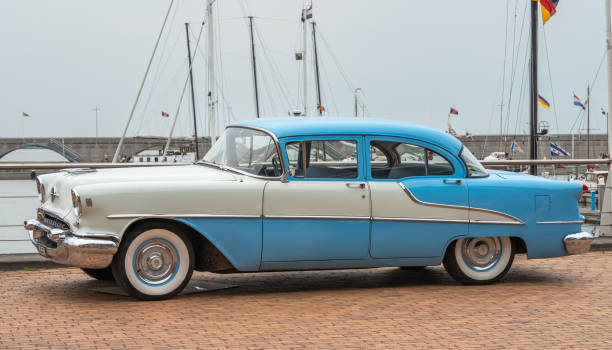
[111,223,194,300]
[443,236,514,285]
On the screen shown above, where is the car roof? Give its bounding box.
[232,117,464,154]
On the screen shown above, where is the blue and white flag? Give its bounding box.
[550,142,570,157]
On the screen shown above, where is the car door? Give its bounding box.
[367,136,469,258]
[262,136,371,262]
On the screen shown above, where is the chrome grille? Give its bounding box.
[40,211,69,230]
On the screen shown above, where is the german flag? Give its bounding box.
[538,94,551,110]
[539,0,559,25]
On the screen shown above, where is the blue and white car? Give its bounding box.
[25,118,593,300]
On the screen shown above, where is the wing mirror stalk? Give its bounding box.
[280,166,296,183]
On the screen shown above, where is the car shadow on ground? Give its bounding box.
[47,264,574,302]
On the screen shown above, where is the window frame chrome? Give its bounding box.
[201,125,286,181]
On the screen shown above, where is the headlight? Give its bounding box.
[36,178,46,203]
[71,189,82,217]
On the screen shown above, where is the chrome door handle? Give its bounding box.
[443,179,462,185]
[346,182,366,189]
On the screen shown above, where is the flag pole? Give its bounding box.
[529,0,538,175]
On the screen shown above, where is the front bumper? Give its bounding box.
[24,219,119,269]
[563,231,594,255]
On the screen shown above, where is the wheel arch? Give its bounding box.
[442,235,527,257]
[120,218,236,272]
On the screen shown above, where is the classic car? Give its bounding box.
[25,118,593,300]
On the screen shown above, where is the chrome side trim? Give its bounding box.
[372,216,469,224]
[536,220,585,225]
[107,213,262,220]
[264,215,371,220]
[397,182,524,225]
[469,220,523,225]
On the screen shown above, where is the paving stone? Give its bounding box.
[0,252,611,349]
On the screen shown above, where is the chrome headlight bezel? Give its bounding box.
[71,189,83,218]
[36,178,46,203]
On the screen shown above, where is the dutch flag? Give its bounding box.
[573,93,586,110]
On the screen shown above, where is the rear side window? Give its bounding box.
[285,140,358,179]
[370,140,453,179]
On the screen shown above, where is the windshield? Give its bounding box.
[460,147,489,177]
[201,127,282,177]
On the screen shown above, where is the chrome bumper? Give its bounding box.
[24,219,119,269]
[563,231,594,255]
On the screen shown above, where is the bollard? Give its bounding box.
[591,191,596,211]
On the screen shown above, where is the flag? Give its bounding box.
[161,111,169,118]
[602,107,607,117]
[22,112,30,117]
[550,142,570,157]
[537,94,550,110]
[539,0,559,25]
[449,107,459,116]
[447,126,456,136]
[465,131,473,140]
[317,104,325,113]
[573,93,585,110]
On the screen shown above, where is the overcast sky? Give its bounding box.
[0,0,608,138]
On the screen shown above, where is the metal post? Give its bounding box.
[587,84,591,159]
[248,16,260,118]
[529,0,538,175]
[93,106,101,145]
[184,23,200,159]
[207,0,217,145]
[600,0,612,236]
[312,21,322,116]
[302,8,308,116]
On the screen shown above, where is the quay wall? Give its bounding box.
[0,137,212,163]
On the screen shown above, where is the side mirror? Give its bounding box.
[280,166,295,183]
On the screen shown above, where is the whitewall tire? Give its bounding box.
[443,236,514,285]
[112,222,194,300]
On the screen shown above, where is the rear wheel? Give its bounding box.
[81,267,114,281]
[112,222,194,300]
[443,236,514,285]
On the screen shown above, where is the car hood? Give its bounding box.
[38,164,239,211]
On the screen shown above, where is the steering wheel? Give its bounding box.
[272,157,281,177]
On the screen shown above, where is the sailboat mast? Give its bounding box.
[302,8,308,116]
[248,16,260,118]
[185,23,200,159]
[207,0,217,146]
[529,0,538,175]
[312,21,322,116]
[607,0,612,159]
[587,84,591,158]
[113,0,175,162]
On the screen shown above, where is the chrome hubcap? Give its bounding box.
[461,237,502,271]
[134,240,177,284]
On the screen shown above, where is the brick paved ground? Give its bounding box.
[1,252,611,349]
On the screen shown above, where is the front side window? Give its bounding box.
[202,127,281,177]
[370,140,454,179]
[285,140,358,179]
[460,146,488,177]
